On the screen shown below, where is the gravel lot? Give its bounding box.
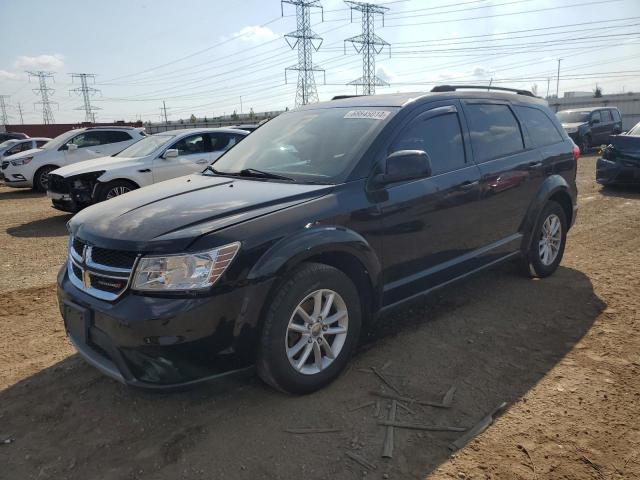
[1,155,639,479]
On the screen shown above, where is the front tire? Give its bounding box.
[33,165,58,192]
[523,200,567,278]
[96,179,138,202]
[257,262,362,394]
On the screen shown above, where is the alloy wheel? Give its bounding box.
[538,213,562,266]
[285,289,349,375]
[106,186,131,199]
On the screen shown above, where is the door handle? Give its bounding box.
[196,159,207,164]
[459,180,479,190]
[528,161,543,169]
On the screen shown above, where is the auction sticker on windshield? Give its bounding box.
[344,110,390,120]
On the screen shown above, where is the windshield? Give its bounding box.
[627,122,640,136]
[115,134,175,157]
[0,140,19,149]
[557,111,590,123]
[40,130,82,150]
[209,107,396,183]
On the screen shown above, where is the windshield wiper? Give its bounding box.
[235,168,295,181]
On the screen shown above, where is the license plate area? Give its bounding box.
[63,301,92,343]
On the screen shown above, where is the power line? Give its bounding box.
[282,0,326,106]
[69,73,101,123]
[344,1,390,95]
[27,71,57,124]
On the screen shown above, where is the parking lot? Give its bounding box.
[1,154,638,479]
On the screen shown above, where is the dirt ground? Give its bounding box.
[0,155,638,480]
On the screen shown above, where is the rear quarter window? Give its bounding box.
[106,131,133,143]
[514,106,563,147]
[464,103,524,163]
[611,109,621,122]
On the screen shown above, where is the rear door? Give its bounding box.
[152,133,211,182]
[379,101,484,304]
[461,100,543,248]
[590,111,607,144]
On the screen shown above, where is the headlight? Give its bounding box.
[11,156,33,166]
[564,127,578,134]
[132,242,240,291]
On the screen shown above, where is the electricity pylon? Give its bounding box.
[27,71,57,124]
[0,95,10,126]
[70,73,101,123]
[282,0,326,106]
[344,1,390,95]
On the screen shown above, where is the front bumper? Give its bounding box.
[596,158,640,186]
[48,191,82,213]
[57,264,273,389]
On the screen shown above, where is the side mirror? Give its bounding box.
[162,148,178,159]
[374,150,432,185]
[67,143,78,151]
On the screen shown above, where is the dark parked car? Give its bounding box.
[596,121,640,186]
[57,85,579,393]
[556,106,622,153]
[0,131,29,142]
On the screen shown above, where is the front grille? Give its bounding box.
[48,174,70,194]
[1,161,9,170]
[91,247,137,269]
[68,237,139,301]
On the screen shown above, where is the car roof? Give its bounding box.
[298,89,548,111]
[558,106,618,113]
[152,127,249,136]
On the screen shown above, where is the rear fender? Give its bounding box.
[521,174,575,253]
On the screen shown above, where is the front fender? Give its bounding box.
[247,225,382,293]
[521,174,576,252]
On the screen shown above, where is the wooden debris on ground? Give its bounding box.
[374,400,381,417]
[371,367,403,395]
[382,400,397,458]
[348,400,376,412]
[377,420,466,432]
[284,428,343,434]
[345,451,377,471]
[448,402,508,451]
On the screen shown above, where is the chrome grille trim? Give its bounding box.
[67,236,139,301]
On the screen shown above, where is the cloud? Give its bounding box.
[377,65,396,83]
[471,65,494,78]
[14,54,64,71]
[233,25,279,43]
[0,70,22,81]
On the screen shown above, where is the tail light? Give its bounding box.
[572,143,580,162]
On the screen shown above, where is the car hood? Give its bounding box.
[52,155,146,178]
[70,174,334,252]
[4,147,43,161]
[561,122,587,130]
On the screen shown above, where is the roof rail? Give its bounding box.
[85,125,137,130]
[431,85,535,97]
[331,95,363,100]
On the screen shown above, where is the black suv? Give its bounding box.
[556,106,622,153]
[57,86,579,393]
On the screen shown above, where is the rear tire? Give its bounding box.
[33,165,58,193]
[96,179,138,202]
[522,200,567,278]
[257,262,361,394]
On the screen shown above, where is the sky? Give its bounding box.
[1,0,639,124]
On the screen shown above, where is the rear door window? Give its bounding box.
[172,134,207,156]
[464,104,524,163]
[514,106,563,147]
[601,110,613,123]
[390,111,466,176]
[209,133,231,151]
[106,131,133,143]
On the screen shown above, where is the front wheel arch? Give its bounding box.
[95,179,139,202]
[33,165,60,192]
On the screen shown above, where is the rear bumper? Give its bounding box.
[57,263,274,390]
[596,158,640,185]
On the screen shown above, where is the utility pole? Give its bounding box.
[556,58,562,98]
[161,101,169,124]
[69,73,101,123]
[0,95,10,127]
[17,102,24,124]
[27,71,57,124]
[240,96,243,114]
[282,0,325,107]
[344,1,390,95]
[546,77,551,98]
